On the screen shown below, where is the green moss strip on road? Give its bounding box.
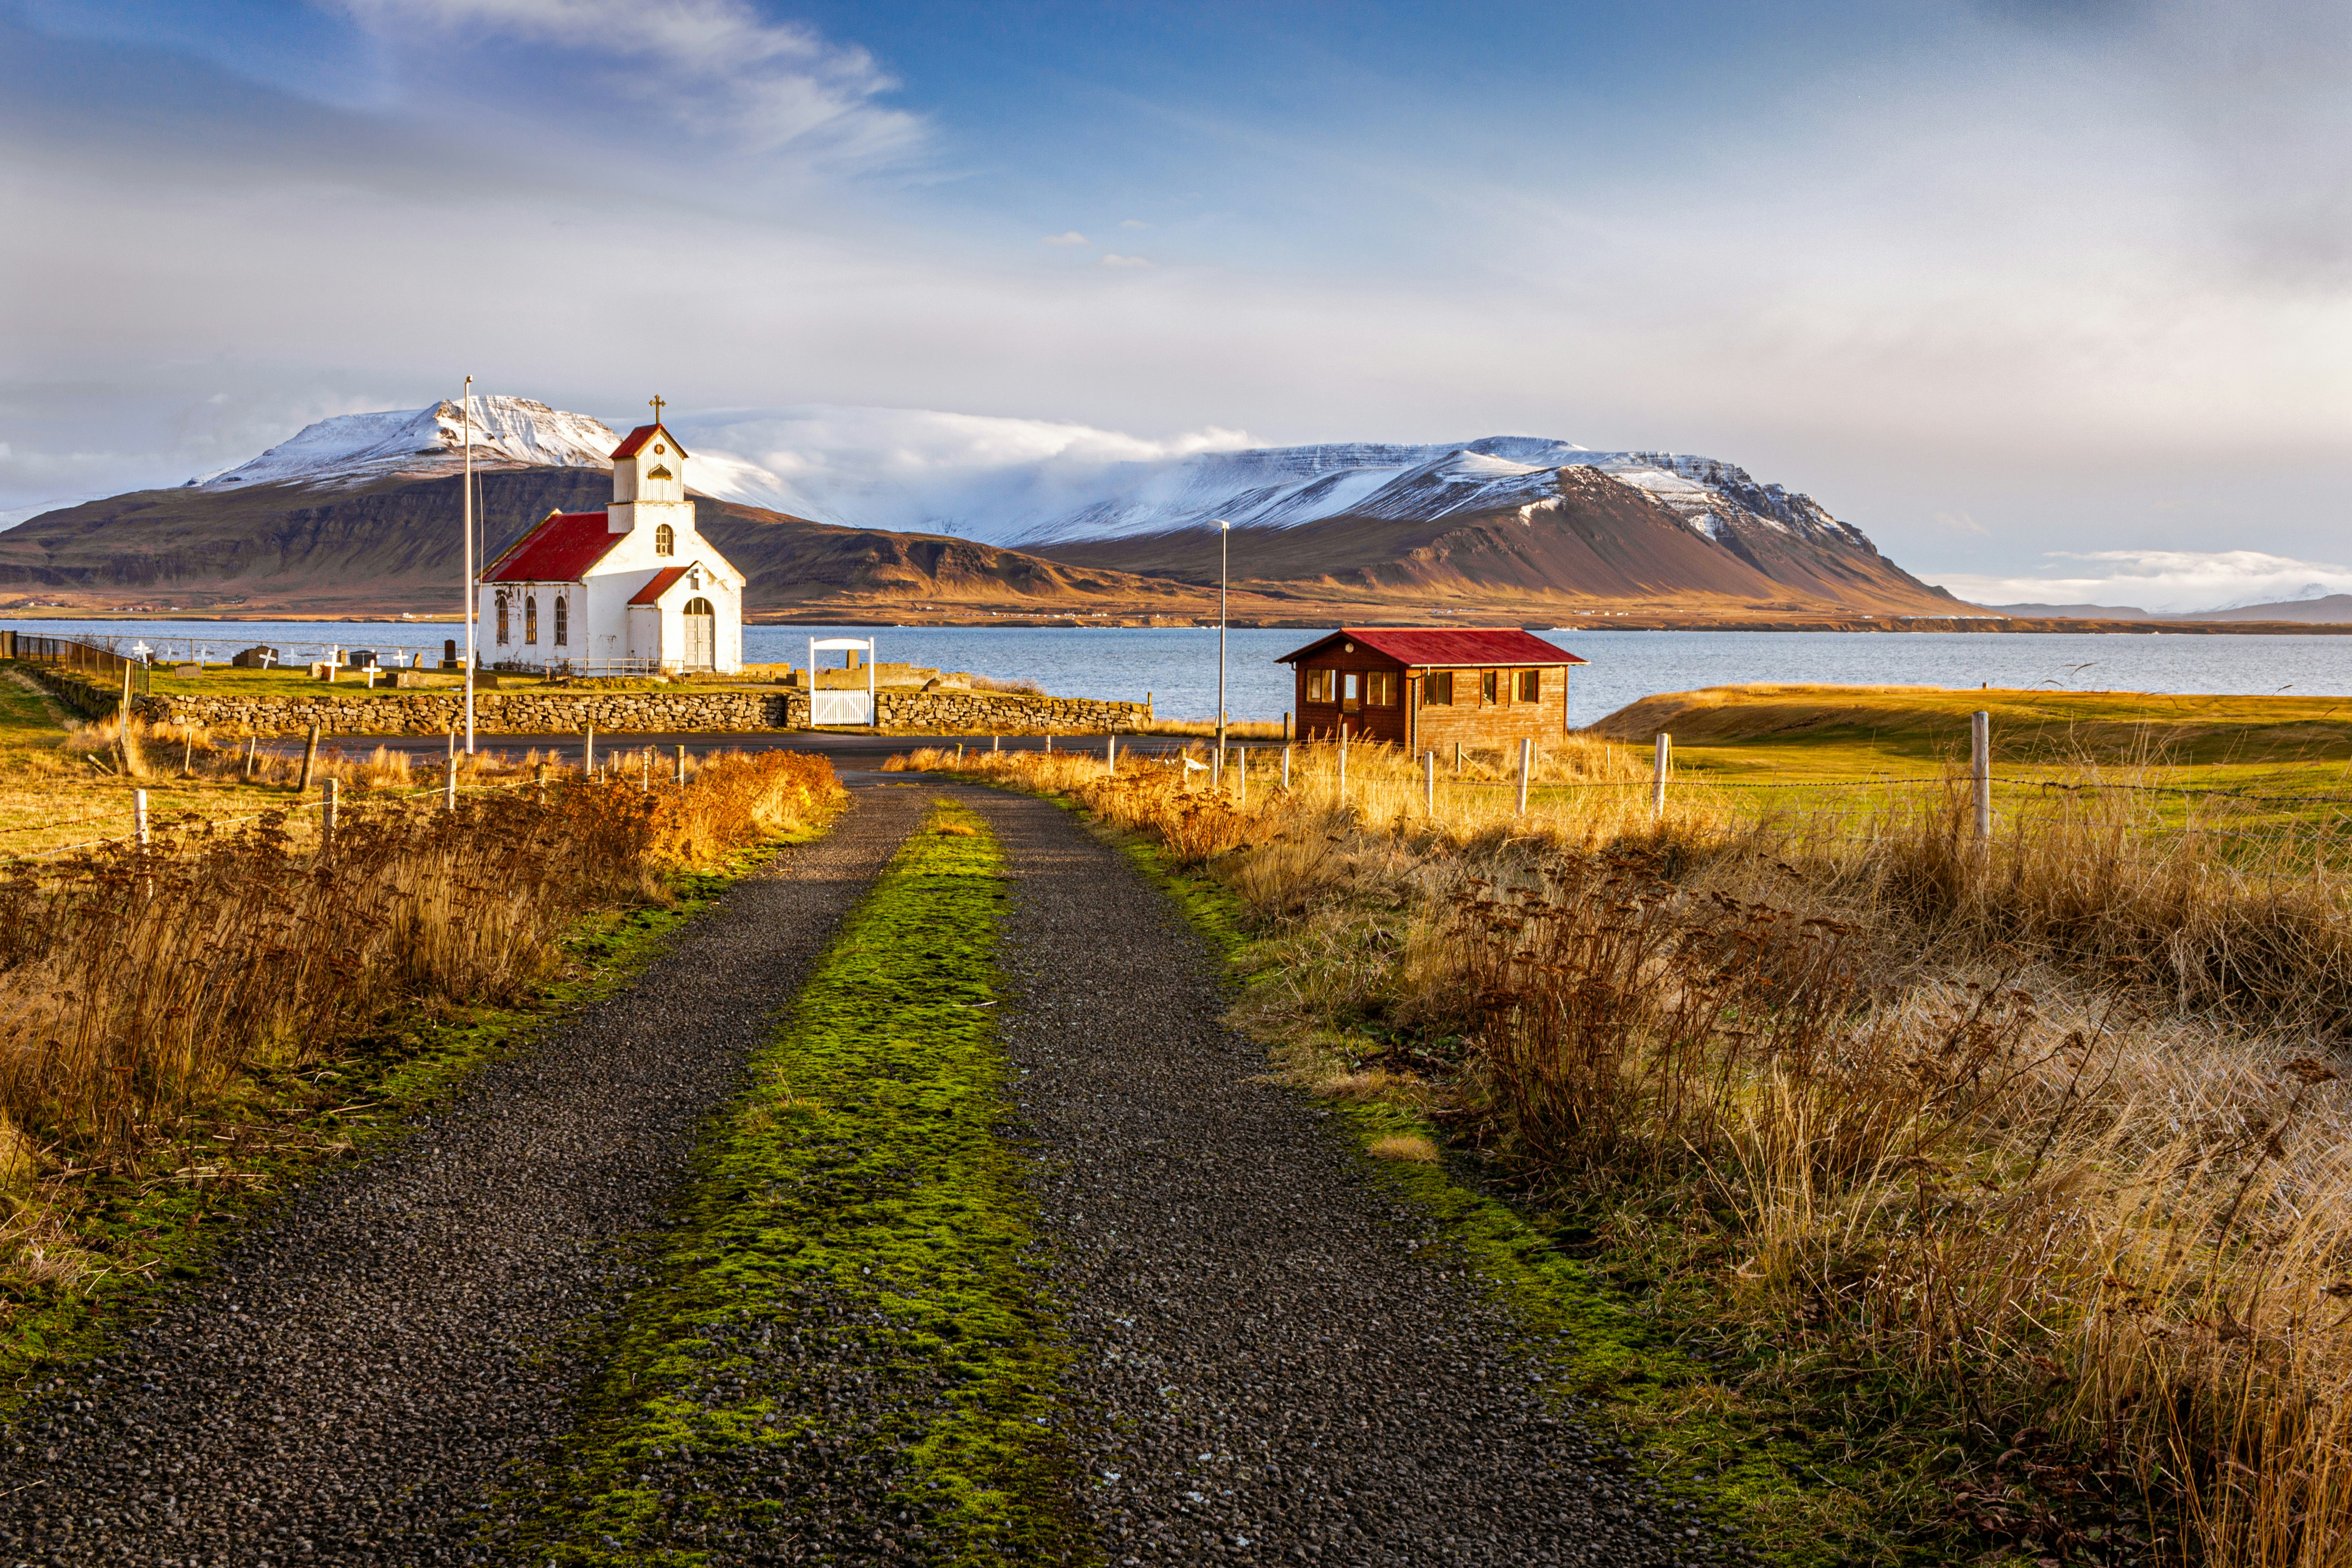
[506,799,1085,1567]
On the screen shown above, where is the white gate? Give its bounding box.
[811,689,872,726]
[806,635,877,729]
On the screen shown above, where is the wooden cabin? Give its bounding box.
[1277,627,1588,752]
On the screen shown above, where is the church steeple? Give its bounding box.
[607,405,691,535]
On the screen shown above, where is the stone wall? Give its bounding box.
[125,689,789,736]
[106,682,1147,736]
[875,690,1142,733]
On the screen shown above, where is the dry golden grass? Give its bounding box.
[0,750,841,1188]
[1366,1132,1441,1163]
[894,735,2352,1567]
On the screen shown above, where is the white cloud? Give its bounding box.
[334,0,922,162]
[1041,231,1089,246]
[1934,550,2352,614]
[1099,253,1151,267]
[670,405,1253,528]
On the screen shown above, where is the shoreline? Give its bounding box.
[3,610,2349,635]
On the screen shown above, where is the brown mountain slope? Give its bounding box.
[1032,466,1958,613]
[0,470,1198,617]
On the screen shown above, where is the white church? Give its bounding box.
[479,410,746,674]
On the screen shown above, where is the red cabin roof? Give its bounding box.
[1277,626,1586,668]
[482,510,623,583]
[610,422,689,461]
[627,565,691,605]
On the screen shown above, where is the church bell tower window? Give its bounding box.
[655,523,675,557]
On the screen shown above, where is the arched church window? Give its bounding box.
[495,593,510,646]
[553,596,568,647]
[524,595,538,645]
[655,523,675,557]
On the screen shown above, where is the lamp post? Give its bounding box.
[461,375,476,755]
[1214,518,1231,756]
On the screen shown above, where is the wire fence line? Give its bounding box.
[0,777,557,867]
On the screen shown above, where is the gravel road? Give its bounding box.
[968,787,1744,1568]
[0,783,931,1568]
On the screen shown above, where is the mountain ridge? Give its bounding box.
[5,399,1972,619]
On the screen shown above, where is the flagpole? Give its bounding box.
[462,377,476,755]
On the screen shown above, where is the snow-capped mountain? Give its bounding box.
[190,398,622,491]
[9,399,1962,616]
[664,421,1879,560]
[186,401,1876,568]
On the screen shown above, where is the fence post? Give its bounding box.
[1972,710,1992,854]
[1455,741,1464,776]
[1651,733,1671,823]
[1283,710,1293,742]
[445,757,457,812]
[676,744,687,787]
[1282,744,1292,790]
[992,734,1000,753]
[584,723,595,776]
[298,723,321,793]
[1424,750,1436,815]
[1517,737,1533,816]
[1105,733,1115,777]
[322,777,338,849]
[1044,735,1054,755]
[534,761,549,804]
[640,749,650,792]
[133,788,149,849]
[244,736,258,781]
[1212,742,1223,789]
[1338,728,1348,800]
[1236,746,1247,805]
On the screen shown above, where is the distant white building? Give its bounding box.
[478,413,745,673]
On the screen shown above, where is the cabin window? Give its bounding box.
[495,593,510,646]
[1366,670,1396,706]
[1516,669,1540,702]
[655,523,675,557]
[1421,670,1453,706]
[1306,667,1336,703]
[524,595,538,645]
[1480,669,1499,704]
[1342,671,1362,711]
[553,596,568,647]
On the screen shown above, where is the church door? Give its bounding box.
[682,598,715,670]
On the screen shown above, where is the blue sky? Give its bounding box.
[4,0,2350,608]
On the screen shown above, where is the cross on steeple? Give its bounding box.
[648,394,665,426]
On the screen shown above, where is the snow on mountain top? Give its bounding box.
[184,398,1877,562]
[191,398,620,490]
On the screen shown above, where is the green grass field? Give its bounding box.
[1572,686,2352,839]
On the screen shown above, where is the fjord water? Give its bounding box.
[14,620,2352,724]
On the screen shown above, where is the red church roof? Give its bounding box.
[482,510,624,583]
[1277,627,1587,668]
[610,423,689,461]
[628,565,691,605]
